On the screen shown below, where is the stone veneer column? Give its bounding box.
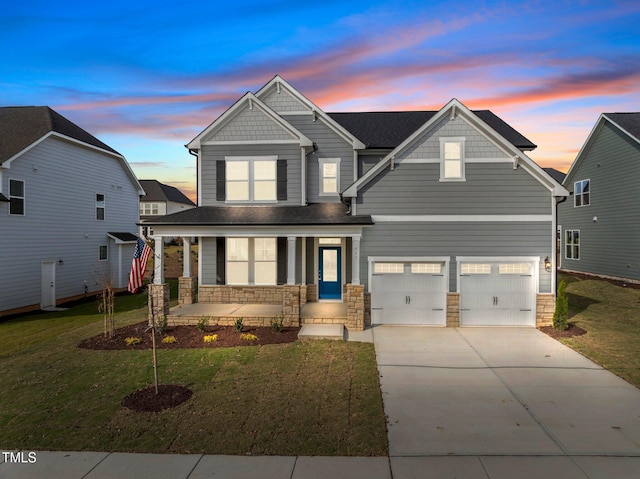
[178,277,197,305]
[536,293,555,327]
[148,283,170,323]
[346,284,365,331]
[446,293,460,327]
[282,285,301,327]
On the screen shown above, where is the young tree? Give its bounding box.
[553,280,569,331]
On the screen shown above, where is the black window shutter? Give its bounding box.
[216,161,226,201]
[277,237,287,285]
[277,159,287,201]
[216,237,225,285]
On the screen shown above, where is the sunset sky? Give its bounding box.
[2,0,639,201]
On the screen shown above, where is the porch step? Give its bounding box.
[298,324,345,341]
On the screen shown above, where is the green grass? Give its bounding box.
[0,289,388,456]
[558,273,640,388]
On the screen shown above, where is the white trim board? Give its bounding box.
[371,215,552,222]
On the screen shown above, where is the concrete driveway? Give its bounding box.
[373,326,640,476]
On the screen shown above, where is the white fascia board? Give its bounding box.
[255,75,366,150]
[149,224,367,238]
[107,233,138,244]
[371,215,552,222]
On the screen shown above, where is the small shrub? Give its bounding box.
[270,314,285,332]
[240,333,258,341]
[125,337,142,346]
[162,335,177,344]
[234,317,244,332]
[553,280,569,331]
[155,315,168,334]
[203,334,218,343]
[197,316,210,332]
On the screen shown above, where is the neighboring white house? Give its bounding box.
[138,179,195,241]
[0,106,144,317]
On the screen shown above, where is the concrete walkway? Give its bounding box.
[2,326,639,478]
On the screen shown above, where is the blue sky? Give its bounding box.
[2,0,639,200]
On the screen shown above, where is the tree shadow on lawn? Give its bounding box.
[567,292,600,318]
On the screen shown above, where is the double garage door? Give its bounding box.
[371,258,537,327]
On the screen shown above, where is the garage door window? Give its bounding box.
[498,263,530,274]
[411,263,442,274]
[461,263,491,274]
[374,263,404,274]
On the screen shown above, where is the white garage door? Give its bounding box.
[459,260,536,326]
[371,261,447,325]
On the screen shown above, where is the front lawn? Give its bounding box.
[0,292,388,456]
[557,273,640,388]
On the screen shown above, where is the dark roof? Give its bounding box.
[0,106,120,164]
[0,193,8,202]
[108,232,139,242]
[328,110,537,150]
[142,203,373,226]
[139,179,195,206]
[543,168,566,183]
[604,113,640,142]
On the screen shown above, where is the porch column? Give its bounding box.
[351,235,361,285]
[153,237,164,284]
[287,236,296,285]
[182,237,191,278]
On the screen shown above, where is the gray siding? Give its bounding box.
[0,137,139,313]
[360,222,553,293]
[359,153,388,177]
[200,144,302,206]
[203,106,295,142]
[357,163,551,215]
[283,115,355,203]
[200,237,217,285]
[559,121,640,281]
[261,89,309,113]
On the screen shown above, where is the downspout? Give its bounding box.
[188,148,199,205]
[555,194,568,295]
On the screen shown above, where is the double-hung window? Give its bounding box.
[96,194,105,220]
[9,179,25,215]
[440,137,465,181]
[140,203,159,215]
[574,179,590,207]
[226,238,276,285]
[226,157,277,202]
[319,158,340,196]
[565,230,580,259]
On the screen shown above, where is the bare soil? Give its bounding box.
[539,323,587,339]
[122,385,193,412]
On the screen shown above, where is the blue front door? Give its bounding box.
[319,246,341,299]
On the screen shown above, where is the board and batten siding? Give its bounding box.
[360,222,553,293]
[559,121,640,281]
[283,115,355,203]
[199,144,302,206]
[0,136,139,314]
[199,237,218,285]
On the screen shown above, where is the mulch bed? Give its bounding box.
[539,323,587,339]
[78,321,301,350]
[122,384,193,412]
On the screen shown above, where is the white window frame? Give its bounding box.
[140,202,159,215]
[9,178,25,216]
[96,194,105,221]
[225,156,277,203]
[319,158,340,196]
[226,237,277,285]
[574,179,590,207]
[99,245,108,261]
[439,137,466,182]
[565,229,580,260]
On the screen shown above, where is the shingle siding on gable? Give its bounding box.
[559,121,640,281]
[261,89,309,113]
[207,106,295,142]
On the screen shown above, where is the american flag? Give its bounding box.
[128,238,152,293]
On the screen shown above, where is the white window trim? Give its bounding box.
[565,229,580,260]
[226,237,277,285]
[439,137,466,182]
[318,158,340,196]
[225,156,278,204]
[140,202,160,215]
[96,193,105,221]
[574,179,590,207]
[8,178,25,216]
[99,245,108,262]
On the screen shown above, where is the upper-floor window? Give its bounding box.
[96,194,105,220]
[574,179,590,207]
[226,157,276,202]
[140,203,160,215]
[9,179,25,215]
[99,245,108,261]
[565,230,580,259]
[319,158,340,196]
[440,138,466,181]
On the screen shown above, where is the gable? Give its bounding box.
[261,86,311,113]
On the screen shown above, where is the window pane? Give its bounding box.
[583,180,589,193]
[573,246,579,259]
[96,194,105,207]
[10,198,24,215]
[574,231,579,244]
[254,161,276,180]
[227,161,249,180]
[96,208,105,220]
[411,263,441,274]
[254,238,276,261]
[323,178,337,193]
[582,192,589,205]
[444,142,461,159]
[499,263,530,274]
[323,163,337,177]
[322,250,338,281]
[375,263,404,273]
[227,263,249,285]
[575,195,582,207]
[227,182,249,201]
[319,238,341,245]
[566,245,572,258]
[227,238,248,261]
[254,180,276,200]
[575,181,582,194]
[254,262,276,285]
[461,263,491,274]
[10,180,24,196]
[99,245,108,261]
[444,159,461,178]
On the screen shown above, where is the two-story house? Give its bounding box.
[0,106,143,317]
[144,76,568,330]
[559,113,640,283]
[139,179,195,240]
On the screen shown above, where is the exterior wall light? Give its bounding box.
[544,256,552,272]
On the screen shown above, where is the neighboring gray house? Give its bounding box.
[0,106,144,317]
[559,112,640,282]
[138,179,195,240]
[144,76,568,329]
